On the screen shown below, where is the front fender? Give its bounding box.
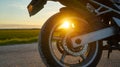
[27,0,47,16]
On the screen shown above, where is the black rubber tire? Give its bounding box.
[38,8,103,67]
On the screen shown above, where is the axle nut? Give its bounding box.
[75,39,81,44]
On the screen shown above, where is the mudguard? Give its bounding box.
[27,0,47,16]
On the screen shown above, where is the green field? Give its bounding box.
[0,29,40,46]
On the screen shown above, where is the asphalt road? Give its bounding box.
[0,43,120,67]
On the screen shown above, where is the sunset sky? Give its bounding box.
[0,0,63,29]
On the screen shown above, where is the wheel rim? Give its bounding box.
[48,17,99,67]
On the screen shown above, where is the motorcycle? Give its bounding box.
[27,0,120,67]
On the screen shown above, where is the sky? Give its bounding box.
[0,0,64,29]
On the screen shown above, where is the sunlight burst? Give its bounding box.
[60,21,70,29]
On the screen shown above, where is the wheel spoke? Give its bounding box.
[80,54,86,60]
[60,52,67,63]
[53,36,62,40]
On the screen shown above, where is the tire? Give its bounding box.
[38,8,103,67]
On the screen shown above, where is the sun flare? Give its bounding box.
[58,19,75,29]
[60,21,70,29]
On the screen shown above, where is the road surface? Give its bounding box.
[0,43,120,67]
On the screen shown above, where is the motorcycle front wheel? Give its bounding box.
[39,10,102,67]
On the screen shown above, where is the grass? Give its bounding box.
[0,29,40,46]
